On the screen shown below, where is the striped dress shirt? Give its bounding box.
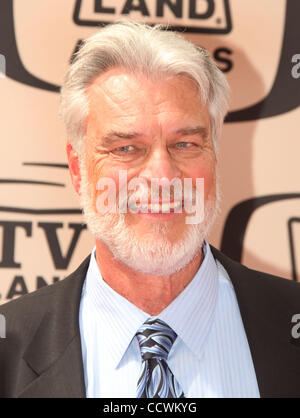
[79,241,260,398]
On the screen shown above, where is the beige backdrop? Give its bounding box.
[0,0,299,304]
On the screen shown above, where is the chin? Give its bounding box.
[81,191,217,276]
[79,161,219,276]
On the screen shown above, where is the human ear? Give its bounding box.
[66,141,81,194]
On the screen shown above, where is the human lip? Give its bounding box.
[128,200,183,213]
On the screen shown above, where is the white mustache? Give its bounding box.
[95,172,205,223]
[118,183,199,212]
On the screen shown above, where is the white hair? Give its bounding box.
[59,20,229,154]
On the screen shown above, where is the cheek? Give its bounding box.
[88,163,123,212]
[84,144,118,190]
[187,165,216,200]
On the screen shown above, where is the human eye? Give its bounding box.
[176,142,192,147]
[109,144,146,162]
[169,140,204,159]
[111,145,136,155]
[174,141,197,150]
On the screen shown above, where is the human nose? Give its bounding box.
[138,146,181,183]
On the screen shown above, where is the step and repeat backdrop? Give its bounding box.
[0,0,299,304]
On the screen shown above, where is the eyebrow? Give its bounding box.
[101,131,141,146]
[100,125,208,145]
[175,126,209,138]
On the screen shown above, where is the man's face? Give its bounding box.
[78,68,218,275]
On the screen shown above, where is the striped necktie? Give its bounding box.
[136,318,185,398]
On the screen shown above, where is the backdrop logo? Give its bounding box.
[74,0,232,34]
[0,0,299,119]
[221,194,300,282]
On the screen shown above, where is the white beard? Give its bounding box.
[79,158,220,276]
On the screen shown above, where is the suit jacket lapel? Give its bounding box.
[18,256,90,398]
[19,333,85,398]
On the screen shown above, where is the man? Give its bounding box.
[0,21,300,398]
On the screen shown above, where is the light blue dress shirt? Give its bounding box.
[79,242,260,398]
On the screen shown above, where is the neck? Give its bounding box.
[95,239,203,315]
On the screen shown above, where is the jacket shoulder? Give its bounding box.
[0,255,90,398]
[210,245,300,308]
[210,245,300,397]
[0,255,90,336]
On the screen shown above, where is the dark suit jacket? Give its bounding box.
[0,246,300,398]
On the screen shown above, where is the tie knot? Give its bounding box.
[136,318,177,361]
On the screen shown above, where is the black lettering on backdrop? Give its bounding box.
[0,221,32,268]
[0,0,232,91]
[6,275,28,299]
[156,0,183,18]
[214,47,233,73]
[36,276,60,289]
[189,0,214,19]
[38,222,87,269]
[4,275,62,300]
[74,0,232,34]
[121,0,150,16]
[94,0,115,14]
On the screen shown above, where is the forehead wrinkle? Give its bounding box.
[88,81,128,114]
[88,74,142,120]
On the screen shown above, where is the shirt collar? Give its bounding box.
[158,242,219,361]
[83,250,148,369]
[83,240,218,368]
